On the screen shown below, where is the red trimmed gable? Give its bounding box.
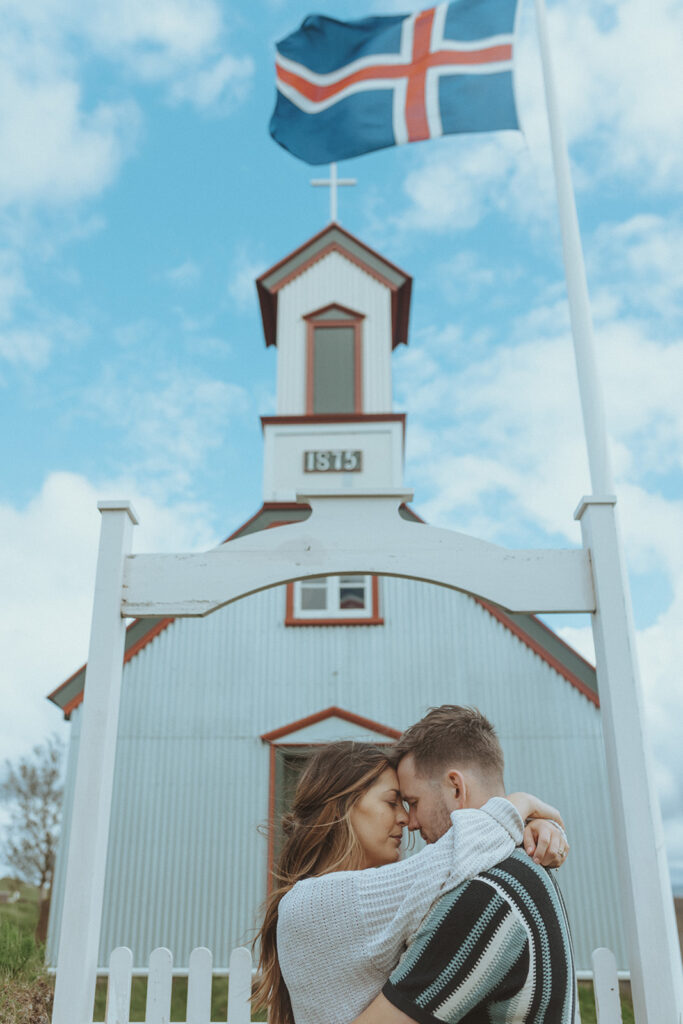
[256,223,412,350]
[261,706,401,743]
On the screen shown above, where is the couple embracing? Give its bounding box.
[255,705,575,1024]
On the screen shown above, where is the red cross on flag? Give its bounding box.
[270,0,520,165]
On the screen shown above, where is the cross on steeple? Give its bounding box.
[310,163,357,223]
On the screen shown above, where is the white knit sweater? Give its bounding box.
[276,798,523,1024]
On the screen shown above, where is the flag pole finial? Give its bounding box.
[310,163,357,223]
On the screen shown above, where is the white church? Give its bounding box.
[46,221,627,972]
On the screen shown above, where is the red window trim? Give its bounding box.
[305,313,363,416]
[285,575,383,626]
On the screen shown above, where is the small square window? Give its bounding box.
[339,576,366,610]
[286,575,382,626]
[300,579,328,610]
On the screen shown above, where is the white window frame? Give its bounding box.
[293,574,374,620]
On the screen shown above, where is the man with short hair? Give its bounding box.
[353,705,576,1024]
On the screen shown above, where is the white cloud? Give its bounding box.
[632,561,683,889]
[165,260,201,287]
[0,0,253,211]
[0,81,139,209]
[169,54,254,112]
[0,471,219,776]
[112,319,157,349]
[518,0,683,187]
[0,250,26,321]
[557,595,683,894]
[394,0,683,236]
[67,0,253,112]
[0,327,52,369]
[400,298,683,541]
[547,0,683,186]
[84,364,251,495]
[590,215,683,319]
[0,28,140,208]
[436,252,496,298]
[84,0,223,67]
[398,133,552,234]
[228,252,265,310]
[397,325,589,543]
[556,624,594,664]
[590,323,683,481]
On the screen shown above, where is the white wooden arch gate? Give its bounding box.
[51,488,682,1024]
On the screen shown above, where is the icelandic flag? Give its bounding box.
[270,0,520,165]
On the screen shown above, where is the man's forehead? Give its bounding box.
[397,755,427,793]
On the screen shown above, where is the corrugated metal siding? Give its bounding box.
[277,252,393,414]
[48,577,626,970]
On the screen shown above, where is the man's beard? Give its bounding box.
[422,786,453,844]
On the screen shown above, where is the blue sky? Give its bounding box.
[1,0,682,895]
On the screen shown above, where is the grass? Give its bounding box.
[0,916,52,1024]
[577,981,634,1024]
[0,882,52,1024]
[0,918,44,979]
[0,880,41,936]
[0,975,53,1024]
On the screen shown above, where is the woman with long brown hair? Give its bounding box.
[255,741,560,1024]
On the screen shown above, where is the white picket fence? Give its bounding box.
[102,945,624,1024]
[590,948,624,1024]
[104,946,253,1024]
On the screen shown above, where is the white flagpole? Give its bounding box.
[532,0,612,496]
[533,1,683,1021]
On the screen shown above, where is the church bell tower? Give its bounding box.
[256,223,412,502]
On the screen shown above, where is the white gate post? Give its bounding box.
[52,501,138,1024]
[577,496,683,1023]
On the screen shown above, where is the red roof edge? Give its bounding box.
[60,618,175,719]
[474,597,599,707]
[524,611,597,676]
[257,222,410,290]
[399,504,597,705]
[47,661,87,705]
[261,705,401,743]
[224,502,310,541]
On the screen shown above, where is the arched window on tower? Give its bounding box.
[305,304,363,415]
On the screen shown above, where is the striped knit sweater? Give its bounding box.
[383,849,576,1023]
[277,800,524,1024]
